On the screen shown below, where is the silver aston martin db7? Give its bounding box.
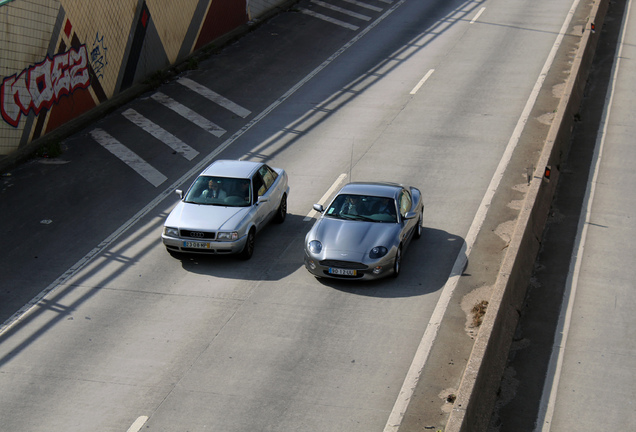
[304,182,423,280]
[162,159,289,259]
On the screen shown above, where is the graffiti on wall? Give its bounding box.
[90,33,108,80]
[1,45,91,127]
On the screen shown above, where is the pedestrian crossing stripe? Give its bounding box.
[151,92,227,137]
[122,108,199,161]
[90,128,168,187]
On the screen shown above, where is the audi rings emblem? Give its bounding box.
[190,232,205,238]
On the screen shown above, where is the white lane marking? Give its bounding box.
[409,69,435,95]
[342,0,383,12]
[303,173,348,221]
[300,8,360,30]
[177,77,251,118]
[470,7,486,24]
[535,0,631,430]
[311,0,372,21]
[126,416,148,432]
[122,109,199,161]
[151,92,226,137]
[383,0,582,429]
[89,129,167,187]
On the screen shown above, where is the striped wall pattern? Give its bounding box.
[0,0,287,156]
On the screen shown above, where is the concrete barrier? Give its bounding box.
[444,0,610,430]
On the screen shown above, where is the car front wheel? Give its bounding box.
[392,246,402,278]
[239,228,255,260]
[414,210,423,239]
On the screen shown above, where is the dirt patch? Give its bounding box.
[461,284,493,338]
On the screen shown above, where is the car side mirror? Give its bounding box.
[403,211,417,220]
[257,196,269,205]
[313,204,324,213]
[176,189,184,199]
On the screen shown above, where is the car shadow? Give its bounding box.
[171,213,466,298]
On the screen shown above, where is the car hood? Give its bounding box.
[165,201,250,231]
[312,217,398,258]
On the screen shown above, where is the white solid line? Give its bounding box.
[89,129,167,187]
[300,8,360,30]
[177,77,251,118]
[122,109,199,161]
[126,416,148,432]
[535,0,631,430]
[409,69,434,95]
[311,0,372,21]
[342,0,383,12]
[303,173,348,221]
[151,92,226,137]
[470,7,486,24]
[384,0,582,429]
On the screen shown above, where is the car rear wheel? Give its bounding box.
[274,194,287,224]
[239,228,255,260]
[392,246,402,278]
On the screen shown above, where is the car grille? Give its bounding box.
[180,230,216,240]
[319,260,367,270]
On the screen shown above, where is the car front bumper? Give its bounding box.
[303,251,395,280]
[162,233,248,255]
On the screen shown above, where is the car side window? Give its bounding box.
[252,173,265,200]
[259,165,278,190]
[398,190,412,217]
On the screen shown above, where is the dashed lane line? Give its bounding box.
[303,173,348,221]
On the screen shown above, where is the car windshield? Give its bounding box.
[325,194,397,223]
[184,176,251,207]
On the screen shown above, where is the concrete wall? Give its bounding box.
[445,0,610,430]
[0,0,290,158]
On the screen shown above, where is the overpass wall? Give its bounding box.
[445,0,610,430]
[0,0,290,159]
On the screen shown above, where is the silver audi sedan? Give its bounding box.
[304,182,423,280]
[162,160,289,259]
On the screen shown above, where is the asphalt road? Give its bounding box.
[0,0,596,430]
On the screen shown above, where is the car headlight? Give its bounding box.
[369,246,388,259]
[308,240,322,254]
[217,231,239,241]
[164,227,179,237]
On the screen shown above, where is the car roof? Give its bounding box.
[338,182,404,198]
[200,160,262,178]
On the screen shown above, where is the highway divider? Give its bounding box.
[444,0,610,430]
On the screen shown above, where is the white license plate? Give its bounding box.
[329,268,356,276]
[183,241,211,249]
